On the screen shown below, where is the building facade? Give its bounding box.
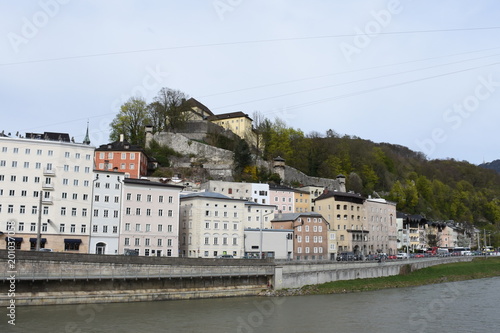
[272,212,330,260]
[94,135,150,179]
[0,133,94,253]
[180,192,246,258]
[119,178,183,256]
[365,198,398,255]
[89,170,125,255]
[314,191,366,255]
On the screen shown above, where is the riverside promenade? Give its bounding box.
[0,250,473,306]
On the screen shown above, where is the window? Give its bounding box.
[103,226,108,233]
[159,195,164,203]
[42,223,47,232]
[125,223,130,231]
[168,196,173,203]
[124,238,130,246]
[157,239,162,246]
[60,224,65,232]
[93,225,98,233]
[70,224,76,233]
[20,205,25,214]
[135,224,141,232]
[61,207,67,215]
[18,222,24,231]
[82,208,87,217]
[30,223,36,232]
[158,225,163,232]
[72,208,77,216]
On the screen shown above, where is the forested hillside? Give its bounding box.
[480,160,500,174]
[254,116,500,227]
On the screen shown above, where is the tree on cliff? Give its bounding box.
[109,97,149,145]
[148,87,191,132]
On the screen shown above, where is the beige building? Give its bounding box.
[180,192,246,258]
[293,190,311,213]
[314,191,366,256]
[365,198,398,255]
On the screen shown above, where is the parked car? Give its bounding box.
[387,255,397,260]
[396,253,408,259]
[38,248,53,252]
[337,252,355,261]
[217,255,234,259]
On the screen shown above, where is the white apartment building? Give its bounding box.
[201,180,270,204]
[119,178,183,257]
[0,133,94,252]
[89,170,125,254]
[244,202,276,229]
[180,192,246,258]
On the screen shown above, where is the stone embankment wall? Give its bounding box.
[274,257,474,289]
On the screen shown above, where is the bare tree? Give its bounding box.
[149,88,191,132]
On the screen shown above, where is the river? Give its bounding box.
[4,277,499,333]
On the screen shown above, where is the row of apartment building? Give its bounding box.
[0,132,472,259]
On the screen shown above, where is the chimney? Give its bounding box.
[119,134,124,142]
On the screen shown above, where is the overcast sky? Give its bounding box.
[1,1,499,165]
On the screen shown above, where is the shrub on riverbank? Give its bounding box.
[300,257,500,295]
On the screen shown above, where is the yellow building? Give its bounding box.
[294,190,311,213]
[314,191,366,256]
[208,112,259,147]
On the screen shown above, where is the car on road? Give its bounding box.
[337,252,355,261]
[397,253,408,259]
[38,248,53,252]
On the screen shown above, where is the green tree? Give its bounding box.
[233,139,252,180]
[110,97,148,145]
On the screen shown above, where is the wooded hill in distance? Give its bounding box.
[250,119,500,229]
[480,160,500,174]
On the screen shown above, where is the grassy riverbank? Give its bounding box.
[296,257,500,295]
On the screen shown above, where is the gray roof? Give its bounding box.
[181,192,233,200]
[271,212,324,222]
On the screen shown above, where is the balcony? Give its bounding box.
[42,183,54,191]
[42,196,53,205]
[43,168,56,176]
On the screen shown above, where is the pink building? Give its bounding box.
[269,184,295,214]
[119,178,183,256]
